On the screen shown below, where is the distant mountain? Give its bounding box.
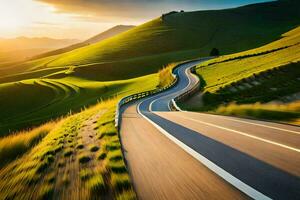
[31,25,135,60]
[0,37,80,63]
[84,25,135,44]
[2,0,300,82]
[0,37,79,52]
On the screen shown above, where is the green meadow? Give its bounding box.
[1,0,299,82]
[181,26,300,123]
[0,74,158,134]
[0,0,300,198]
[215,101,300,125]
[0,100,136,199]
[0,0,298,134]
[195,26,300,93]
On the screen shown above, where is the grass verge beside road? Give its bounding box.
[180,26,300,124]
[0,74,158,135]
[158,63,176,88]
[0,99,136,200]
[0,60,178,199]
[215,101,300,125]
[0,121,58,168]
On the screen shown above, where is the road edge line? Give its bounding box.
[220,116,300,135]
[137,102,271,200]
[169,66,195,112]
[178,115,300,153]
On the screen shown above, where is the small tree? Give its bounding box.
[210,48,220,56]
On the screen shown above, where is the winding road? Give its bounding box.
[120,59,300,200]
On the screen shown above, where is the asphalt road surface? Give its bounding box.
[120,59,300,200]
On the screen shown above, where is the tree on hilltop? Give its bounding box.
[210,48,220,56]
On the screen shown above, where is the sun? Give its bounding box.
[0,1,29,32]
[0,12,25,29]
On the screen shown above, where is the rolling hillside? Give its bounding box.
[0,37,79,64]
[0,74,158,134]
[181,25,300,113]
[0,98,137,199]
[30,25,135,60]
[1,1,300,198]
[1,0,300,83]
[1,0,300,133]
[0,37,79,52]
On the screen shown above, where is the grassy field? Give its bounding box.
[181,26,300,123]
[0,74,158,135]
[1,1,298,134]
[158,63,176,88]
[0,58,163,199]
[0,121,57,168]
[195,26,300,93]
[202,61,300,104]
[215,101,300,125]
[1,0,299,82]
[0,1,299,198]
[0,99,136,199]
[0,59,170,198]
[30,25,135,61]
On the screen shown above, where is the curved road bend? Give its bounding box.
[120,59,300,199]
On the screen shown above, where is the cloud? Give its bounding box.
[36,0,164,21]
[36,0,271,23]
[34,21,59,26]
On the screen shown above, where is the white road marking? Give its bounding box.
[177,115,300,153]
[135,59,272,199]
[213,115,300,135]
[149,93,172,111]
[137,102,272,200]
[150,64,194,112]
[149,99,156,111]
[171,99,182,111]
[169,64,198,112]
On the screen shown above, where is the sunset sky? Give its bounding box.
[0,0,271,40]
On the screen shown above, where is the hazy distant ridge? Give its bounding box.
[0,37,79,52]
[31,25,135,60]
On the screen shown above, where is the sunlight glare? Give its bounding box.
[0,1,29,33]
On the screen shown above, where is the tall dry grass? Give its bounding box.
[0,121,57,167]
[158,63,176,88]
[216,101,300,124]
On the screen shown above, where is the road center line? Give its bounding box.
[150,66,192,112]
[137,103,271,200]
[176,115,300,153]
[211,115,300,135]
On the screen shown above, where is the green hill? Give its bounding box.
[1,0,300,82]
[0,37,79,64]
[1,0,300,133]
[181,26,300,111]
[30,25,135,61]
[0,74,158,135]
[3,1,300,197]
